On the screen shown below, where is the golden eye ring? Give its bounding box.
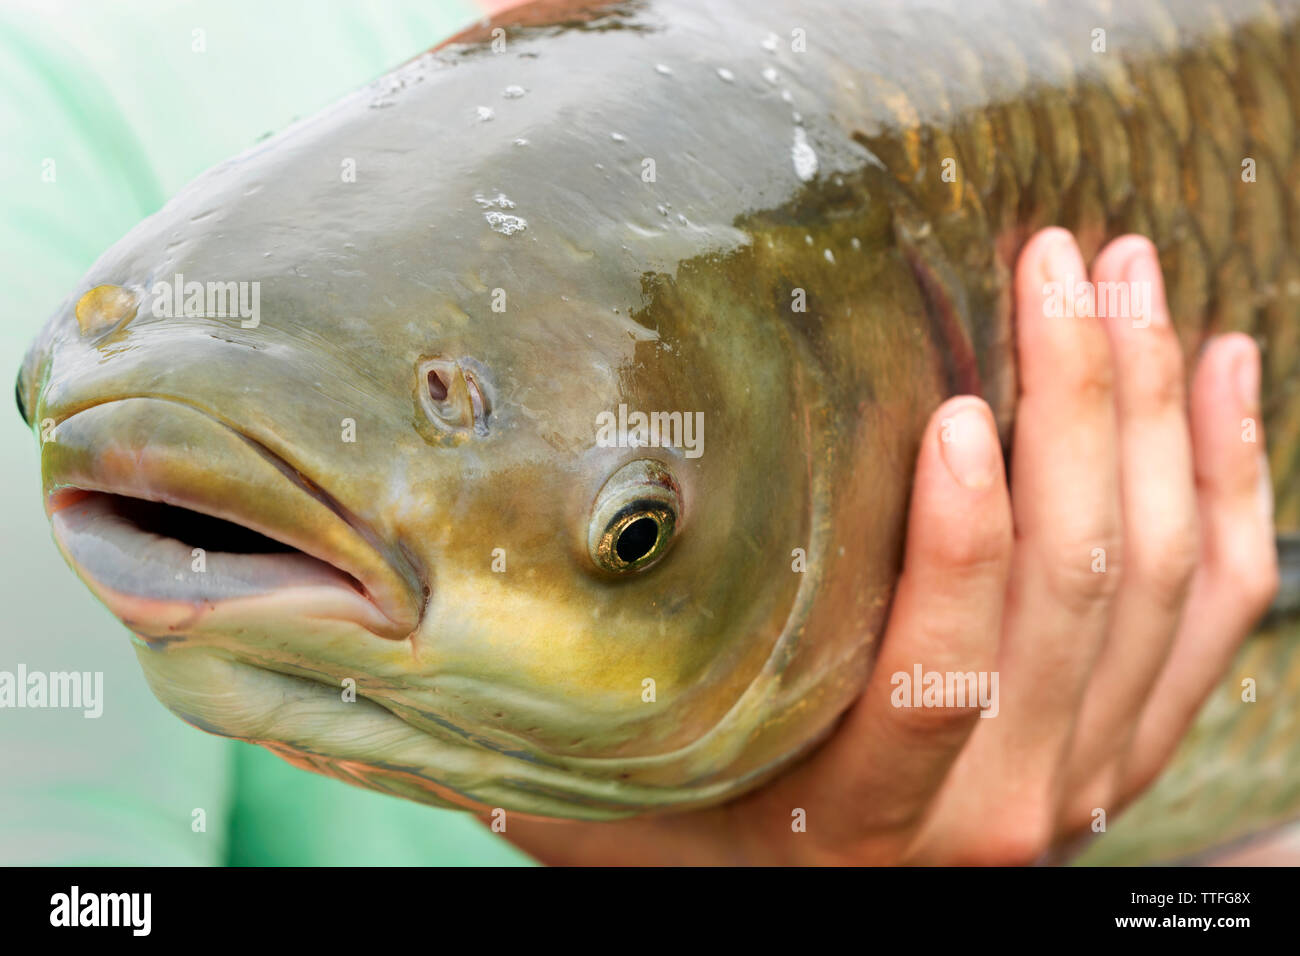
[588,460,681,573]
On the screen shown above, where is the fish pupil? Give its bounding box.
[616,516,659,564]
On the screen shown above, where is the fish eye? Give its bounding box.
[588,459,681,573]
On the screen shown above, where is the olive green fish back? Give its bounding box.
[850,0,1298,527]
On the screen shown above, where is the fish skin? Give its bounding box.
[14,0,1300,855]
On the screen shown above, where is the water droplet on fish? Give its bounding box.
[792,127,818,182]
[781,89,793,103]
[513,137,529,147]
[851,237,862,250]
[792,111,803,124]
[502,85,526,98]
[804,235,814,245]
[762,32,779,52]
[762,67,779,85]
[716,67,735,82]
[655,63,673,76]
[476,106,495,122]
[656,203,669,216]
[677,214,688,225]
[484,211,527,235]
[611,132,627,143]
[824,249,835,264]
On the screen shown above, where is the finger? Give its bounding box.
[915,229,1124,863]
[987,228,1122,764]
[795,396,1011,844]
[1062,236,1198,821]
[1123,334,1280,793]
[1005,227,1122,726]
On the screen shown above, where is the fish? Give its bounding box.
[13,0,1300,862]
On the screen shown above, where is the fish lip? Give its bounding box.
[42,397,422,640]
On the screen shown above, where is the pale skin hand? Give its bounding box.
[495,228,1280,865]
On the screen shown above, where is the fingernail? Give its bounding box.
[939,403,999,490]
[1235,343,1260,410]
[1125,241,1167,327]
[1039,231,1081,286]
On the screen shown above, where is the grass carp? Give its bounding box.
[14,0,1300,862]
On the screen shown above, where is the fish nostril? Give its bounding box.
[415,356,491,439]
[75,284,139,336]
[427,368,449,402]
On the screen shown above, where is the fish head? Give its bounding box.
[16,26,839,817]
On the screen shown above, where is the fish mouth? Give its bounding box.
[43,397,421,640]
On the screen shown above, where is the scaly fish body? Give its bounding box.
[15,0,1300,859]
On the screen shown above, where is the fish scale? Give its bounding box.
[880,0,1300,528]
[837,0,1300,862]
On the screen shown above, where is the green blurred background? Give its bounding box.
[0,0,532,865]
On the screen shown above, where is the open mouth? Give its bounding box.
[51,489,409,640]
[54,488,367,590]
[43,398,422,640]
